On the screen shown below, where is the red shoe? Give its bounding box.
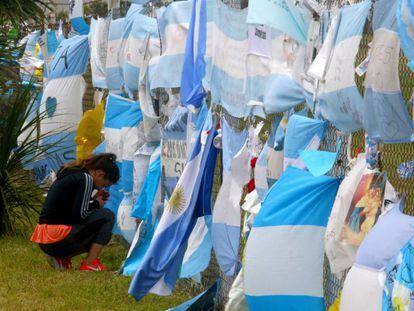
[79,258,107,271]
[46,255,72,270]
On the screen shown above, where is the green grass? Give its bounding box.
[0,235,191,311]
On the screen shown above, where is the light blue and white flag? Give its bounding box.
[247,25,307,116]
[133,142,158,202]
[244,167,340,310]
[57,20,65,43]
[205,0,248,118]
[284,114,327,170]
[129,110,215,300]
[167,280,218,311]
[124,13,159,94]
[180,215,212,281]
[117,193,136,244]
[48,35,90,80]
[254,144,269,200]
[309,1,370,133]
[24,30,41,57]
[89,17,110,89]
[254,115,284,199]
[122,147,162,276]
[19,30,41,81]
[39,35,90,171]
[129,0,151,3]
[131,153,161,220]
[104,93,143,233]
[137,30,162,142]
[363,0,413,142]
[106,18,125,92]
[38,30,59,80]
[246,0,310,45]
[180,0,207,112]
[149,0,193,90]
[162,106,189,200]
[398,0,414,71]
[118,4,144,87]
[122,215,159,276]
[205,0,306,118]
[212,117,249,275]
[121,101,145,194]
[69,0,90,35]
[180,137,217,280]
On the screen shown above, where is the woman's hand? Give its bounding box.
[94,190,109,208]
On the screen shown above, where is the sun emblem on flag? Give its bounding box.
[167,185,186,214]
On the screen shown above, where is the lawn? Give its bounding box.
[0,235,191,311]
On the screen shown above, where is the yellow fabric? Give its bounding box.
[33,43,43,80]
[328,294,341,311]
[75,99,105,160]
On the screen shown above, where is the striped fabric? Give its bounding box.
[129,110,215,300]
[311,1,371,133]
[69,0,89,35]
[39,35,90,170]
[123,10,159,94]
[283,114,327,171]
[398,0,414,71]
[212,117,248,275]
[106,18,125,92]
[246,0,310,45]
[89,17,110,89]
[149,0,193,90]
[103,93,143,233]
[123,147,162,276]
[363,0,413,142]
[244,167,340,310]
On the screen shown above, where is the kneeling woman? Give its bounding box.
[31,153,119,271]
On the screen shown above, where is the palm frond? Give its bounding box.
[0,82,73,235]
[0,0,49,30]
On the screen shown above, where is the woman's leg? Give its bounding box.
[39,238,85,259]
[40,209,115,265]
[74,208,115,263]
[85,244,105,263]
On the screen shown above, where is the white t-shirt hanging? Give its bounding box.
[340,264,384,311]
[325,153,399,277]
[248,25,272,59]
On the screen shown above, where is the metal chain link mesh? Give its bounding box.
[203,0,414,309]
[79,0,414,308]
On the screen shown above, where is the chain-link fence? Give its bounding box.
[79,0,414,308]
[206,0,414,309]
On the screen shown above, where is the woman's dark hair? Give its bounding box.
[58,153,120,184]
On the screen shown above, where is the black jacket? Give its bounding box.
[39,168,100,225]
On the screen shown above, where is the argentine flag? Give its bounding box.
[106,18,125,92]
[103,93,143,233]
[244,167,340,310]
[89,17,110,89]
[123,147,162,276]
[180,135,218,280]
[180,0,207,112]
[19,30,41,82]
[69,0,90,35]
[149,0,193,90]
[363,0,413,142]
[129,110,215,300]
[247,0,310,45]
[39,35,90,171]
[123,12,159,94]
[398,0,414,71]
[309,1,370,133]
[212,117,249,275]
